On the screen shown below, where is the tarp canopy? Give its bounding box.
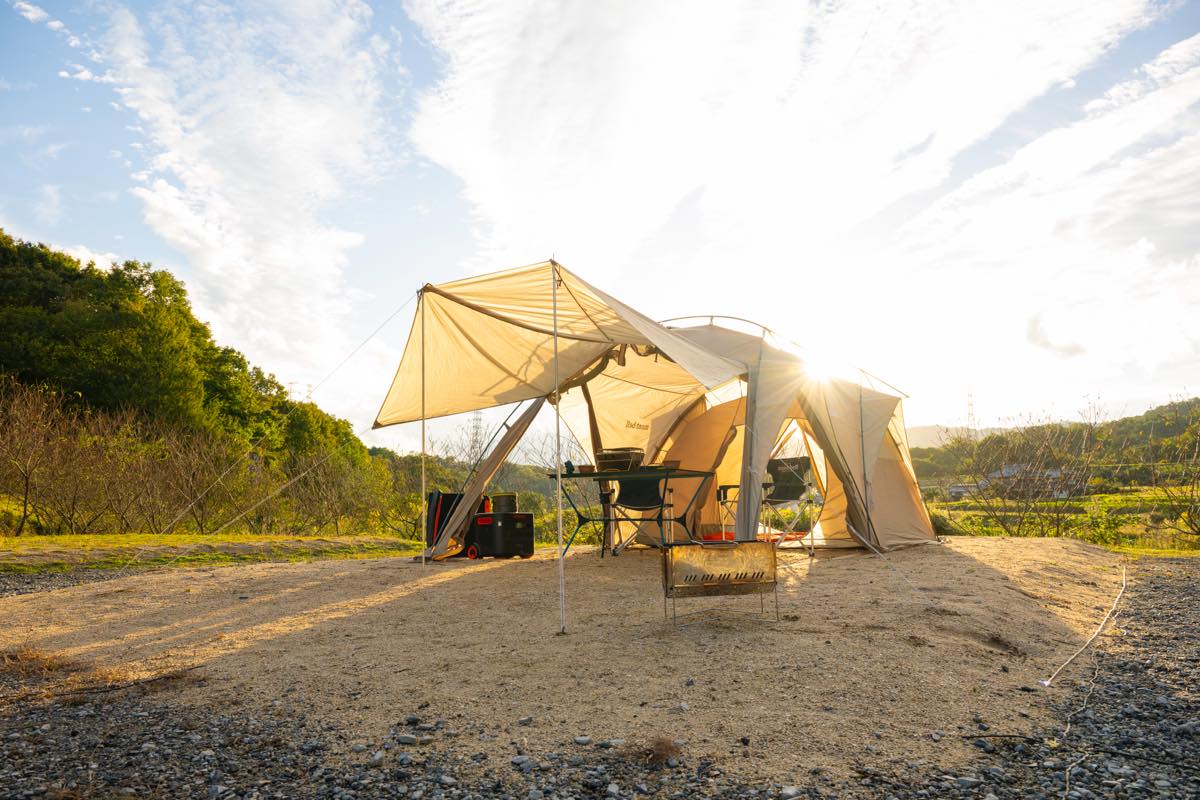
[375,261,934,554]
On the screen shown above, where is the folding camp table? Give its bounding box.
[548,467,713,556]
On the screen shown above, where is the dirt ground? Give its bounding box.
[0,537,1125,784]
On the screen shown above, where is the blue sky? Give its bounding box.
[3,1,1200,451]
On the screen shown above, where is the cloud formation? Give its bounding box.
[404,0,1197,424]
[90,1,395,401]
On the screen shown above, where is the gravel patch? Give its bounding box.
[0,568,150,599]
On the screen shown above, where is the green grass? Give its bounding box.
[0,532,425,574]
[928,486,1200,558]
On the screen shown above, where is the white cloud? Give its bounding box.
[93,1,396,418]
[11,1,48,24]
[59,243,120,269]
[404,0,1197,425]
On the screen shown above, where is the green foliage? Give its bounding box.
[0,229,287,438]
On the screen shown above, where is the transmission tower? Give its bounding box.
[967,390,978,441]
[468,410,486,463]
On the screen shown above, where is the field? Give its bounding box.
[926,486,1200,555]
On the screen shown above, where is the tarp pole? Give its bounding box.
[552,261,567,634]
[859,382,872,548]
[420,289,427,567]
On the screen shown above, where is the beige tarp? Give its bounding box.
[374,262,739,426]
[374,262,935,551]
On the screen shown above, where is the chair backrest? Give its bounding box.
[614,477,664,510]
[765,457,812,504]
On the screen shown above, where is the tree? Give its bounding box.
[1152,412,1200,538]
[0,379,60,534]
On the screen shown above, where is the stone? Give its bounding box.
[606,782,621,797]
[574,736,592,745]
[781,787,801,799]
[518,716,534,726]
[368,751,384,767]
[973,737,996,753]
[350,744,367,753]
[396,735,418,745]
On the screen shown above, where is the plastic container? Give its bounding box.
[491,493,518,514]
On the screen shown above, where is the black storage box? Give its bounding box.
[468,512,534,559]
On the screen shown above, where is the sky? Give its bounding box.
[2,0,1199,453]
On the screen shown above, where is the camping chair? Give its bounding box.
[610,475,674,550]
[715,484,740,538]
[762,457,814,553]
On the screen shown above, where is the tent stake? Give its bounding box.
[552,261,567,634]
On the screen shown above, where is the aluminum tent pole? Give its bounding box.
[420,289,427,567]
[859,382,872,549]
[552,262,567,634]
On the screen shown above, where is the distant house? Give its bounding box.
[947,483,977,501]
[978,464,1085,499]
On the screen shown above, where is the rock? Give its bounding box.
[930,730,943,742]
[781,787,801,799]
[956,777,983,789]
[740,736,750,746]
[396,735,418,745]
[606,782,620,797]
[350,744,367,753]
[438,775,457,786]
[972,737,996,753]
[574,736,592,745]
[517,716,534,726]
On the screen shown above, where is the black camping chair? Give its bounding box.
[762,457,814,552]
[611,476,674,549]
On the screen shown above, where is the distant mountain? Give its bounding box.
[906,425,1006,449]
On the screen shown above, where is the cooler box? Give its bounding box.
[470,512,534,558]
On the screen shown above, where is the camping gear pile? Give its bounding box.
[424,490,534,560]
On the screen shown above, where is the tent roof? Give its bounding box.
[373,261,742,428]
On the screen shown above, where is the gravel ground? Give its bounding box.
[1,554,1196,799]
[0,569,146,599]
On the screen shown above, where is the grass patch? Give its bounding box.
[1,645,83,678]
[0,533,425,574]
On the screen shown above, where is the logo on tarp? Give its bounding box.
[625,420,649,431]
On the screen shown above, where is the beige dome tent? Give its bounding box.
[374,260,934,561]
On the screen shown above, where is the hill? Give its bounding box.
[0,231,555,537]
[910,398,1200,482]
